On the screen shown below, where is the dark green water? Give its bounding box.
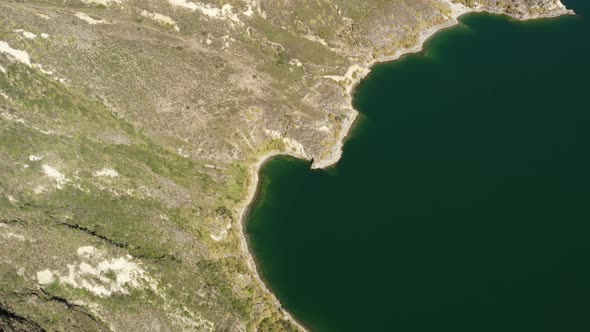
[247,1,590,331]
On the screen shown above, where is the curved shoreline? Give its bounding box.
[236,151,311,331]
[311,2,574,170]
[237,3,574,331]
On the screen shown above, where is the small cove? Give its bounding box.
[247,1,590,331]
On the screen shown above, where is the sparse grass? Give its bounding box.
[0,0,565,330]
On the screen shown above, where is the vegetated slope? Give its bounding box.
[0,0,570,330]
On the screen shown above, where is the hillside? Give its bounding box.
[0,0,571,330]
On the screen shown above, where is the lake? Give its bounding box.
[247,1,590,331]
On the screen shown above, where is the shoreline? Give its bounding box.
[237,3,574,331]
[235,150,310,332]
[311,2,574,170]
[311,5,472,169]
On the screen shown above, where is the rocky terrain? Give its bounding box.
[0,0,572,331]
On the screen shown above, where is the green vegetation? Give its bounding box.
[0,0,571,330]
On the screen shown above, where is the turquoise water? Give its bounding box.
[247,1,590,331]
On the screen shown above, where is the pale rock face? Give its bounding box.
[42,164,67,189]
[81,0,123,5]
[0,40,56,77]
[33,185,46,195]
[93,168,119,178]
[74,12,109,25]
[210,223,232,242]
[62,257,154,297]
[37,269,55,285]
[243,6,254,17]
[265,129,309,159]
[168,0,196,11]
[168,0,243,25]
[0,41,32,65]
[37,248,158,297]
[15,29,37,39]
[289,58,303,67]
[323,64,371,94]
[141,10,180,31]
[77,246,99,258]
[1,232,26,241]
[35,13,51,20]
[242,0,265,17]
